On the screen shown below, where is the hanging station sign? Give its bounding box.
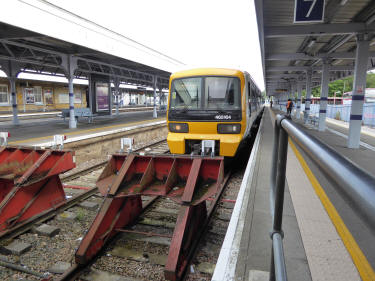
[294,0,325,23]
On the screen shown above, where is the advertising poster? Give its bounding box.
[44,89,53,104]
[96,82,109,111]
[74,92,82,104]
[25,88,35,104]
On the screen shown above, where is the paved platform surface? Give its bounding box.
[234,108,311,281]
[215,107,375,281]
[0,106,154,119]
[274,108,375,280]
[3,111,166,145]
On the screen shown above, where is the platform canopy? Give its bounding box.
[0,1,185,88]
[254,0,375,94]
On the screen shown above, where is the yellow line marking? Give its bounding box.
[289,139,375,281]
[268,108,375,280]
[9,117,165,145]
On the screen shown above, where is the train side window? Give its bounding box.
[247,82,251,115]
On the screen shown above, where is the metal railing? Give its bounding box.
[269,114,375,281]
[300,103,375,127]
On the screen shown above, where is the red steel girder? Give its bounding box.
[0,146,75,231]
[75,195,142,264]
[165,202,207,281]
[75,153,224,280]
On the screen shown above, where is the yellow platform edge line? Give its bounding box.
[8,117,165,145]
[289,139,375,281]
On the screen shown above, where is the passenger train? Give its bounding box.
[166,68,263,157]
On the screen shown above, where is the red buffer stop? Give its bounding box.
[0,146,76,232]
[75,153,224,281]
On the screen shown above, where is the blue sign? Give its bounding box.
[294,0,325,23]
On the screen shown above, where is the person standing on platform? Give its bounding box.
[286,99,293,116]
[270,99,273,108]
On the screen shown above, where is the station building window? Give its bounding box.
[58,91,82,104]
[24,87,43,104]
[74,91,82,104]
[0,84,9,105]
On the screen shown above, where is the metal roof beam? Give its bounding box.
[265,23,375,38]
[267,77,321,81]
[266,74,323,79]
[266,52,375,60]
[267,65,355,72]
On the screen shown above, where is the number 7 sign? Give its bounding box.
[294,0,325,23]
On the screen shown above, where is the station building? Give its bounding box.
[0,77,88,113]
[0,76,168,114]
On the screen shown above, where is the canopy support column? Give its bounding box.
[114,78,120,116]
[296,82,302,120]
[318,60,330,131]
[0,60,21,125]
[304,69,312,123]
[62,55,77,129]
[9,77,19,125]
[153,76,157,118]
[159,87,162,107]
[68,75,76,129]
[348,34,370,148]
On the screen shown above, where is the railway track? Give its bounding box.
[58,168,245,281]
[0,124,257,281]
[0,138,169,281]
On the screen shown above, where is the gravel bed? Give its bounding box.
[185,169,245,280]
[91,255,165,281]
[62,137,166,180]
[131,224,174,236]
[80,196,175,280]
[0,204,98,280]
[113,235,170,256]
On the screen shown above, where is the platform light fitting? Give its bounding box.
[340,0,348,5]
[307,40,316,48]
[332,59,343,65]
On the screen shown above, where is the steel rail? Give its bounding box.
[0,139,167,241]
[57,195,159,281]
[60,157,232,281]
[181,172,232,281]
[0,187,98,241]
[61,138,167,181]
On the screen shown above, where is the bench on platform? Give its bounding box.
[61,108,94,123]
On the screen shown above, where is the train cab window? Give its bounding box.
[170,77,202,110]
[205,77,240,110]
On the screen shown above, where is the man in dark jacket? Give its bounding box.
[286,99,293,115]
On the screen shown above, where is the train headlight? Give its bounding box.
[169,123,189,133]
[217,124,241,134]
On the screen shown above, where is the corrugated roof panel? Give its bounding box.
[331,0,372,23]
[263,0,295,26]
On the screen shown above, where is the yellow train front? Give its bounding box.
[167,68,262,157]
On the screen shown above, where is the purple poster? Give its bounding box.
[96,82,109,111]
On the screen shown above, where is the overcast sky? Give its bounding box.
[46,0,264,90]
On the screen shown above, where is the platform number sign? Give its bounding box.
[294,0,325,23]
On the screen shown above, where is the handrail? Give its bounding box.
[269,114,375,281]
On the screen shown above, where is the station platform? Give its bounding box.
[213,107,375,281]
[0,106,155,122]
[3,110,166,146]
